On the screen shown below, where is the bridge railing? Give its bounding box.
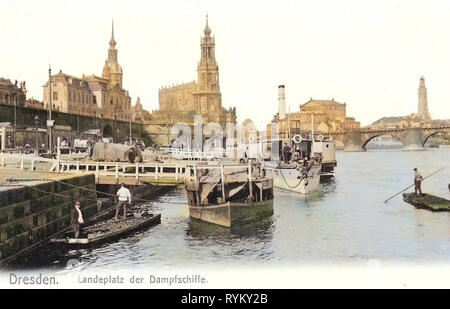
[54,160,188,184]
[0,152,189,184]
[0,152,58,171]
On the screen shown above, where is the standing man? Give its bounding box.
[115,183,131,219]
[71,200,84,238]
[282,143,291,164]
[414,168,424,196]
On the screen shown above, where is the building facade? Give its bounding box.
[43,22,131,122]
[268,85,360,137]
[154,17,237,127]
[0,78,27,107]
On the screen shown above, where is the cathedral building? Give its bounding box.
[43,22,131,121]
[153,17,237,127]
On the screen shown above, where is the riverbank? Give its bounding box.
[0,167,174,266]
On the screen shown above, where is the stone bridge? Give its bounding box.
[327,126,450,151]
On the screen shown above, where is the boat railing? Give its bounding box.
[186,161,271,202]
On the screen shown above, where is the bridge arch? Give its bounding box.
[422,131,442,146]
[362,134,402,149]
[103,124,113,138]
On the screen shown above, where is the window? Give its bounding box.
[93,95,97,104]
[53,91,58,101]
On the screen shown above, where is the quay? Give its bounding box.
[0,152,189,186]
[0,168,105,264]
[0,154,177,264]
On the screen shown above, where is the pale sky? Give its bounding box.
[1,0,450,129]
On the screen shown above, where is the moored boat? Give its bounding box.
[402,193,450,211]
[264,134,322,194]
[184,163,274,227]
[266,161,321,194]
[312,136,337,179]
[50,212,161,245]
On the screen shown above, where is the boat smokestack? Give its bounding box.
[278,85,286,120]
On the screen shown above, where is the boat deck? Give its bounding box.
[402,193,450,211]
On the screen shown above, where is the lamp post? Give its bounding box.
[48,66,53,154]
[13,95,16,148]
[129,111,139,146]
[34,114,39,155]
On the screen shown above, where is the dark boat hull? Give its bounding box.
[402,193,450,211]
[50,214,161,245]
[189,200,274,227]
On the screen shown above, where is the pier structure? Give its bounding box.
[0,149,180,264]
[0,152,188,186]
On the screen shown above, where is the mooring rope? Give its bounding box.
[14,183,99,203]
[278,167,304,189]
[5,178,171,203]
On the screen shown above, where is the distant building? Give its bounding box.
[418,76,431,120]
[268,85,360,137]
[370,76,433,129]
[42,22,131,121]
[0,78,27,107]
[151,16,237,127]
[0,77,44,111]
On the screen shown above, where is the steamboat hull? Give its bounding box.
[188,200,274,227]
[267,166,321,194]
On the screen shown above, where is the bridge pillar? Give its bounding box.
[343,131,365,152]
[398,129,425,151]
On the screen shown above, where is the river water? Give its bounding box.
[11,149,450,271]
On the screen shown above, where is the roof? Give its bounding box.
[371,116,410,126]
[300,98,346,109]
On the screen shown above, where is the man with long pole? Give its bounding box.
[384,166,447,203]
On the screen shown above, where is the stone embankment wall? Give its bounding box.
[0,174,112,264]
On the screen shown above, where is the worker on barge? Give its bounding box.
[115,183,132,220]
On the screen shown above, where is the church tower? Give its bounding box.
[102,20,123,88]
[418,76,430,119]
[194,15,222,120]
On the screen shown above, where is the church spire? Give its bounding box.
[110,19,116,47]
[418,75,430,119]
[204,14,211,36]
[198,15,219,92]
[102,20,123,87]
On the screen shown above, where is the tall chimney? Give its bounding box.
[278,85,286,119]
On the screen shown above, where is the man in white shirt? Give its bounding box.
[115,183,132,219]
